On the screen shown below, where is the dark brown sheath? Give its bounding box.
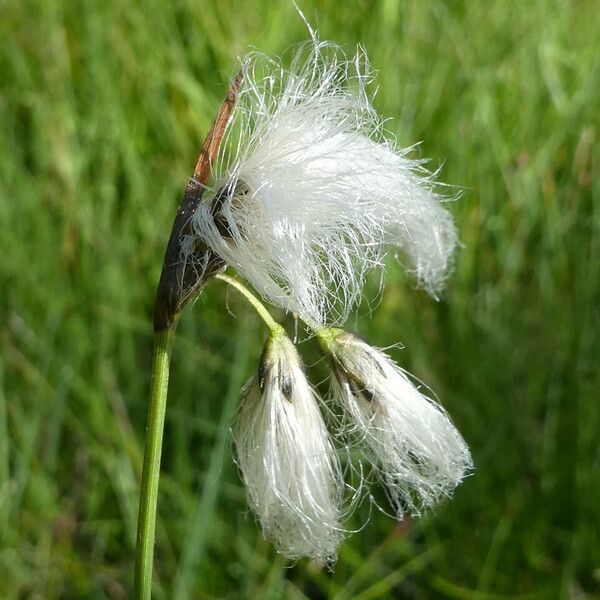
[153,70,243,331]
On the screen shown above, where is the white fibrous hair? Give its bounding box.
[320,328,472,517]
[233,329,344,562]
[192,36,458,326]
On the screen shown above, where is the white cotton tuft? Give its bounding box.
[319,328,472,518]
[233,329,344,562]
[191,37,458,326]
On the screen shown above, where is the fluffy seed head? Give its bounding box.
[233,329,344,562]
[191,37,458,326]
[319,328,472,518]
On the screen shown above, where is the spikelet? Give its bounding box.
[319,328,472,518]
[191,36,457,326]
[233,329,344,562]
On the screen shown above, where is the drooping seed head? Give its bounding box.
[233,329,345,562]
[319,328,472,518]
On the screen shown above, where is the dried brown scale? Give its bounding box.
[257,336,295,402]
[153,70,244,331]
[209,182,247,239]
[277,361,295,402]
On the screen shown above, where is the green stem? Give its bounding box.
[134,325,176,600]
[215,273,283,334]
[134,275,275,598]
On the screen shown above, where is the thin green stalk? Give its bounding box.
[134,325,176,600]
[216,273,283,334]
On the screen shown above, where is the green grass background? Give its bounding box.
[1,0,599,598]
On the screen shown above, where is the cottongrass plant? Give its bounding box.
[135,23,471,599]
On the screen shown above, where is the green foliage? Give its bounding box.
[1,0,599,597]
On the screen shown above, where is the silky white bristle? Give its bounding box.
[191,37,457,326]
[321,328,472,517]
[233,330,344,562]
